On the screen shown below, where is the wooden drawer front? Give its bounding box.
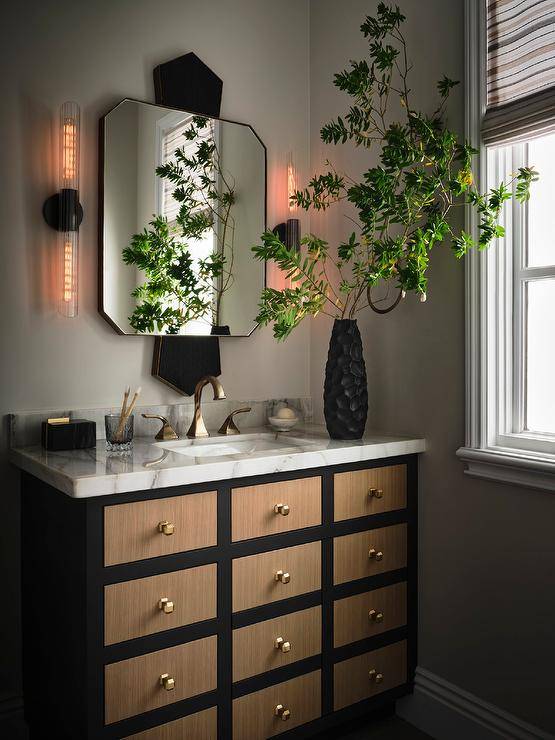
[334,582,407,648]
[334,640,407,711]
[334,465,407,521]
[104,492,217,566]
[124,707,217,739]
[334,523,407,585]
[104,564,217,645]
[232,541,321,613]
[105,636,217,724]
[233,670,321,740]
[233,606,321,682]
[231,477,321,541]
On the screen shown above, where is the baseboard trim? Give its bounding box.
[397,667,554,740]
[0,691,23,721]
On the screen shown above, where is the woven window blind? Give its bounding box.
[483,0,555,145]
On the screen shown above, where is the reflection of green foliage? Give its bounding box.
[253,3,538,340]
[124,115,236,333]
[123,215,224,334]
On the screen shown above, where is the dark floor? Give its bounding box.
[1,713,432,739]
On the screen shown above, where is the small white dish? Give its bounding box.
[268,415,299,432]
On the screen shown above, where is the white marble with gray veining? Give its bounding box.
[9,424,425,498]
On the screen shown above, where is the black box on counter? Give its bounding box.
[41,419,96,451]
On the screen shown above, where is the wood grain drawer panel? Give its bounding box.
[104,564,217,645]
[124,707,217,739]
[104,636,217,724]
[334,523,407,585]
[334,582,407,647]
[104,492,217,566]
[233,670,321,740]
[231,477,321,541]
[232,541,321,613]
[233,606,321,682]
[334,640,407,711]
[334,465,407,521]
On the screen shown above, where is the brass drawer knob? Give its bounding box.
[159,673,175,691]
[274,704,291,721]
[368,487,384,499]
[368,548,383,561]
[274,569,291,584]
[157,520,175,536]
[368,609,384,623]
[158,597,174,614]
[274,637,292,653]
[274,503,290,516]
[368,668,384,683]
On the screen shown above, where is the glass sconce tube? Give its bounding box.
[287,151,298,214]
[58,101,80,317]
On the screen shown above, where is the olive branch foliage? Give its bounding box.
[122,115,236,334]
[252,3,538,340]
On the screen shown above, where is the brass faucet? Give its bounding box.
[186,375,226,438]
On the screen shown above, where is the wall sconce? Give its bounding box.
[43,101,83,317]
[274,151,300,252]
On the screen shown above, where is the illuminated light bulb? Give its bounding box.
[58,102,80,317]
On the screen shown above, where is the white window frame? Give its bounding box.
[456,0,555,492]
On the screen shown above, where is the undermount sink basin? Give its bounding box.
[155,432,309,458]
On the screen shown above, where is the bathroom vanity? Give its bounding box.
[11,429,424,739]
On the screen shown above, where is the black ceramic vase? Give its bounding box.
[324,319,368,440]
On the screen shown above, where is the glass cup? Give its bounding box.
[105,414,134,452]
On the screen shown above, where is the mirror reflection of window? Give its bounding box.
[157,113,219,334]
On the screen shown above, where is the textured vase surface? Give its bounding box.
[324,319,368,439]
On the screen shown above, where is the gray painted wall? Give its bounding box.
[0,0,310,706]
[310,0,554,733]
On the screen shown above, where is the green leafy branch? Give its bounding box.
[253,2,538,340]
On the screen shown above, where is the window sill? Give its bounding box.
[456,446,555,492]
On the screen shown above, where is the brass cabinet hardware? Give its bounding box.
[368,668,384,683]
[274,636,291,653]
[274,569,291,584]
[158,597,174,614]
[218,407,251,435]
[141,414,178,441]
[187,375,226,439]
[159,673,175,691]
[368,609,384,623]
[368,548,383,561]
[157,520,175,536]
[274,704,291,721]
[273,503,290,517]
[368,487,384,499]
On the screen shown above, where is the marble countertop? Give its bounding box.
[9,425,426,499]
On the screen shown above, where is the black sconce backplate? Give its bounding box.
[43,191,83,232]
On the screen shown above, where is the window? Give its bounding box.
[458,1,555,490]
[156,112,220,334]
[489,134,555,450]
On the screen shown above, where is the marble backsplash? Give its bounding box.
[7,397,312,448]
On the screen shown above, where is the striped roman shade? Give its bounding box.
[483,0,555,145]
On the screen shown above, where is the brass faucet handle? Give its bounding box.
[142,414,178,441]
[218,407,251,435]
